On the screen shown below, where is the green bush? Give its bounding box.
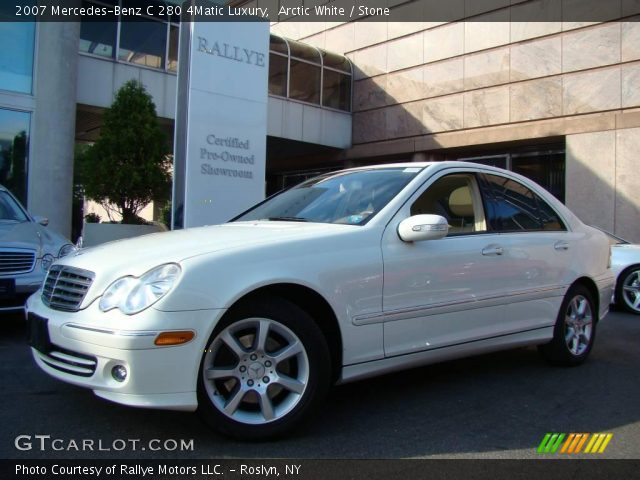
[77,80,171,224]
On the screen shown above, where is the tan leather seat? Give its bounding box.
[448,187,475,233]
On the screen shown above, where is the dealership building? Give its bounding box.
[0,0,639,241]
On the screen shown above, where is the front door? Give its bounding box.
[381,170,510,357]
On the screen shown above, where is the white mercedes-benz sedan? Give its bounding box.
[602,230,640,314]
[26,162,614,439]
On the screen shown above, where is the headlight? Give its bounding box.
[58,244,76,258]
[99,263,181,315]
[41,254,54,271]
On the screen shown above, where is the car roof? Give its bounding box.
[339,161,512,174]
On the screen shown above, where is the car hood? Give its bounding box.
[0,220,71,256]
[61,221,355,281]
[0,221,45,253]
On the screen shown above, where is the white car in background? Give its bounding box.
[25,162,614,439]
[602,231,640,315]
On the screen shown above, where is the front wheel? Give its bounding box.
[538,285,596,366]
[197,297,331,440]
[616,266,640,315]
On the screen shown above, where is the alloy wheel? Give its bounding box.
[621,269,640,313]
[202,317,309,425]
[564,294,593,356]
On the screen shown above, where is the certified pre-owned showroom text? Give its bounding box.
[14,435,194,452]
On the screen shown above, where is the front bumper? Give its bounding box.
[0,269,44,312]
[26,293,226,411]
[595,271,615,320]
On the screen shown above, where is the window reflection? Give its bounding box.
[288,39,321,64]
[269,35,288,55]
[322,50,351,73]
[168,24,179,72]
[119,18,167,69]
[80,21,117,58]
[268,34,352,111]
[323,69,351,111]
[0,109,30,204]
[269,53,287,97]
[0,22,35,94]
[512,152,565,203]
[290,60,320,104]
[79,1,117,59]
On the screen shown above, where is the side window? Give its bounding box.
[482,174,566,232]
[534,192,566,231]
[411,174,486,235]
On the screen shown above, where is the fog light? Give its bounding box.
[111,365,127,382]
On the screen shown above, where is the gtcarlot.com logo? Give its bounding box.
[537,433,613,454]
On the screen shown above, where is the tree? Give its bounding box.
[78,80,170,223]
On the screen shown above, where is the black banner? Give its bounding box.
[3,459,640,480]
[2,0,640,23]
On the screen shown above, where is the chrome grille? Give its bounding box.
[0,249,36,275]
[41,265,94,311]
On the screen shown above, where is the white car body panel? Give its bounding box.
[25,162,615,412]
[611,243,640,279]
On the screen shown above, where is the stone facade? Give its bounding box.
[271,6,640,241]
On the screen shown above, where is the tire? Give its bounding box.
[538,285,597,366]
[615,266,640,315]
[197,296,331,440]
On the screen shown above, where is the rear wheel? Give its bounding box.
[197,297,331,440]
[539,285,596,366]
[616,266,640,315]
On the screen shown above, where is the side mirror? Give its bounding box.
[33,215,49,226]
[398,214,448,242]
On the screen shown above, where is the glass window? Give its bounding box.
[288,39,320,64]
[0,22,35,94]
[323,69,350,111]
[511,151,565,202]
[168,24,179,72]
[119,18,167,69]
[270,35,288,55]
[411,174,485,235]
[483,174,543,232]
[0,190,28,222]
[534,192,566,231]
[235,168,419,226]
[269,53,287,97]
[289,60,320,104]
[322,50,350,73]
[79,1,117,58]
[0,109,30,205]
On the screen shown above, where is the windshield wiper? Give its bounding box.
[266,216,309,222]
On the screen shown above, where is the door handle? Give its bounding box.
[482,245,504,256]
[554,241,570,251]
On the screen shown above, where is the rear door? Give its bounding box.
[478,173,576,329]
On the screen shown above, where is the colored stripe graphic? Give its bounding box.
[565,433,588,454]
[538,433,613,454]
[538,433,566,453]
[584,433,614,453]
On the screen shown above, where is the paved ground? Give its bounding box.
[1,309,638,459]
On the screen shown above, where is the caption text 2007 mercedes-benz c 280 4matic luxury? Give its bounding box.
[26,162,614,439]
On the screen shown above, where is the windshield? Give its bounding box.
[0,191,29,222]
[234,167,421,225]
